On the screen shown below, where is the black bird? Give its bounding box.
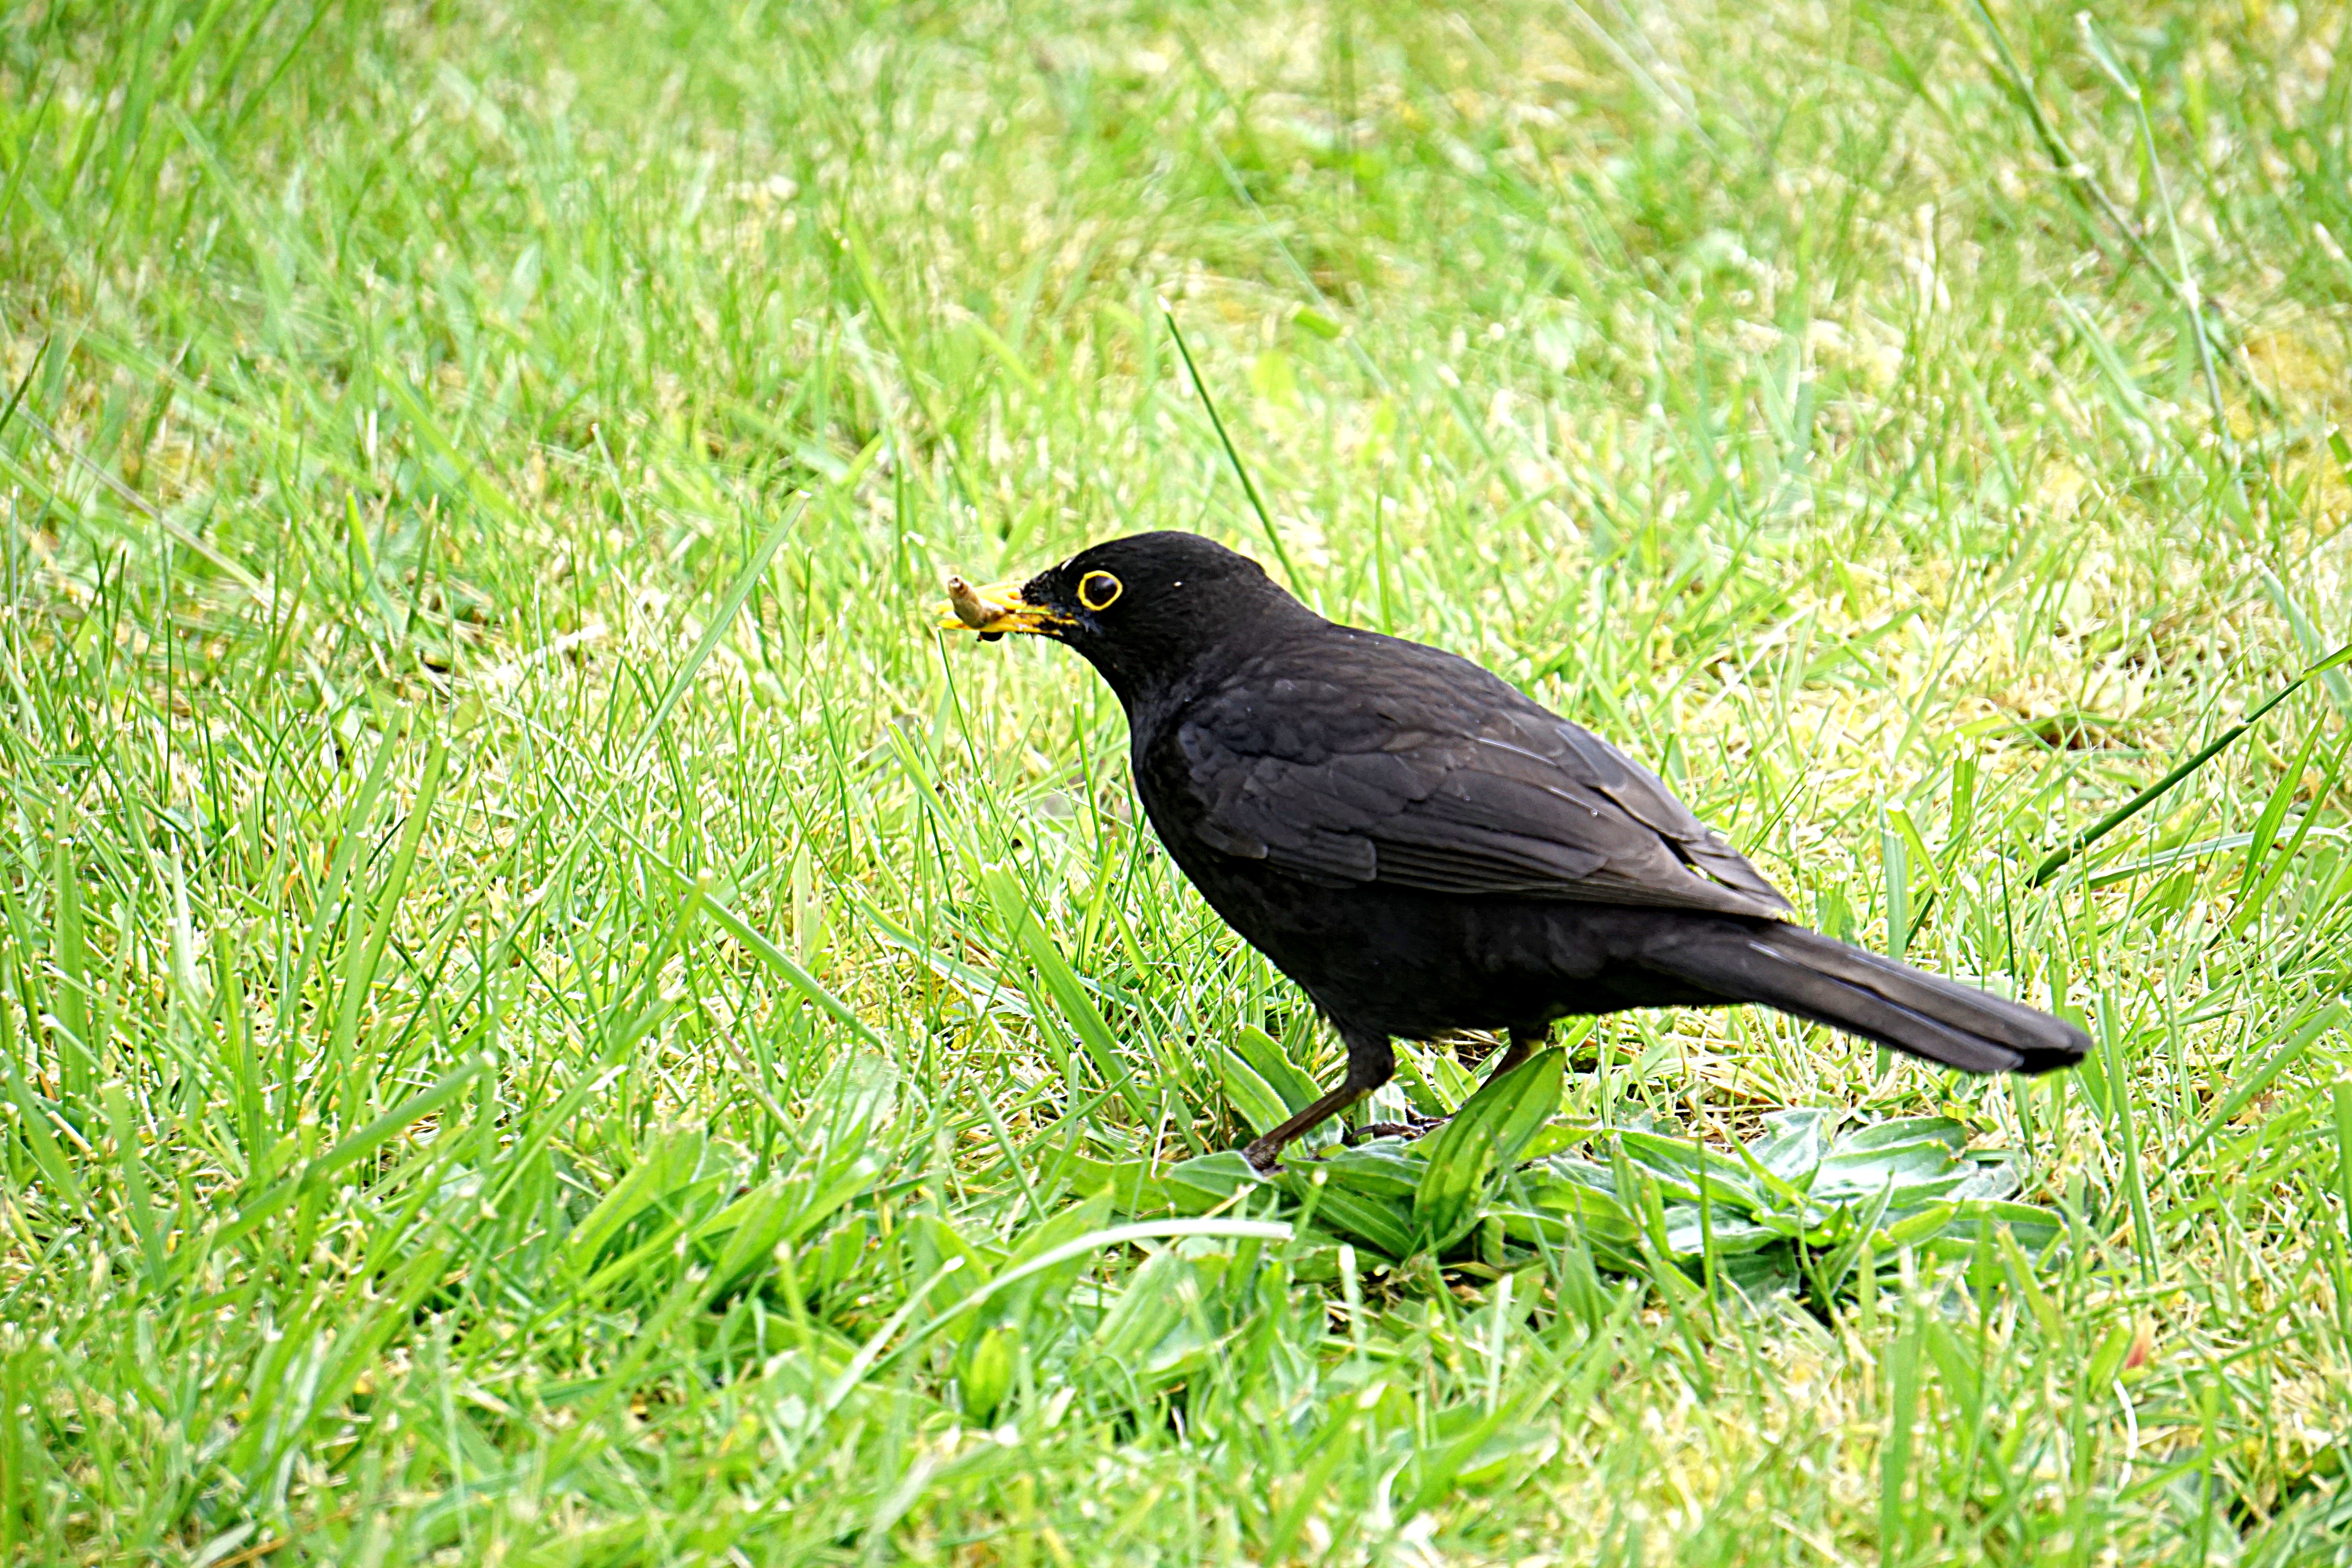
[943,532,2086,1169]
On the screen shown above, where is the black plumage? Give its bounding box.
[944,532,2086,1168]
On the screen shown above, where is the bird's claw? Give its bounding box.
[1345,1114,1448,1145]
[1244,1112,1445,1172]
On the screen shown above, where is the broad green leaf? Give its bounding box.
[982,1193,1118,1331]
[1092,1249,1194,1370]
[1060,1152,1167,1215]
[1749,1108,1839,1181]
[1301,1180,1418,1260]
[1232,1024,1321,1112]
[1413,1051,1565,1253]
[563,1127,713,1275]
[1216,1041,1301,1137]
[1159,1151,1271,1214]
[955,1323,1020,1421]
[1838,1116,1968,1152]
[1615,1131,1764,1205]
[1307,1142,1423,1202]
[1659,1212,1783,1257]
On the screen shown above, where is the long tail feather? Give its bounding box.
[1641,920,2087,1074]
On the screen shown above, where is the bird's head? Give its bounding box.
[939,531,1306,700]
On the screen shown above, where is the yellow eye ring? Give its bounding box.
[1077,571,1122,612]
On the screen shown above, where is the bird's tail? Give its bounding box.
[1641,919,2087,1074]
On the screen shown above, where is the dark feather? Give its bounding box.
[1639,922,2086,1074]
[1171,637,1790,918]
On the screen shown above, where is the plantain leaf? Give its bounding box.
[1412,1051,1565,1253]
[1231,1024,1321,1113]
[1158,1151,1270,1215]
[1215,1043,1297,1138]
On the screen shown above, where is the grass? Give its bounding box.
[3,0,2351,1561]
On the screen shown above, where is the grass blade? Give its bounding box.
[2163,1001,2346,1179]
[329,729,447,1109]
[2032,641,2352,885]
[98,1082,163,1282]
[980,865,1152,1122]
[2336,1080,2352,1255]
[1880,1319,1920,1556]
[698,887,882,1050]
[2230,732,2348,937]
[2,1000,91,1219]
[1160,299,1304,596]
[635,494,808,762]
[48,824,93,1108]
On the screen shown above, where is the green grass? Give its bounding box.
[4,0,2352,1561]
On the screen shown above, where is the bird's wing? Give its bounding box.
[1165,644,1792,918]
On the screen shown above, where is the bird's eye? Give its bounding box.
[1077,571,1122,612]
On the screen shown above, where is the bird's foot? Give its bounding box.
[1346,1113,1448,1146]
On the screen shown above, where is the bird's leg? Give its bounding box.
[1244,1083,1368,1171]
[1350,1026,1552,1147]
[1242,1030,1393,1172]
[1482,1024,1549,1083]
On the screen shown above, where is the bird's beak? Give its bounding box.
[937,575,1070,638]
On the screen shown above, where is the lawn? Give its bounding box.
[4,0,2351,1562]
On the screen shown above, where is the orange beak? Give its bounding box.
[936,575,1070,637]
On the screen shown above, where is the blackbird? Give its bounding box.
[942,531,2086,1169]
